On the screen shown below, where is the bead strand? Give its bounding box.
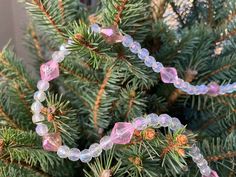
[91,23,236,96]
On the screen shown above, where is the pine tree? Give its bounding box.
[0,0,236,176]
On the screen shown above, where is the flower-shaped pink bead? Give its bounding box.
[160,67,178,83]
[202,170,219,177]
[40,60,59,81]
[110,122,135,144]
[43,133,62,152]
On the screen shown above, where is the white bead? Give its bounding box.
[89,143,102,158]
[189,144,200,157]
[138,48,149,60]
[79,149,92,163]
[129,42,141,54]
[37,80,50,91]
[144,56,156,67]
[100,136,113,150]
[122,35,133,47]
[169,118,182,131]
[68,148,80,161]
[91,24,101,33]
[60,45,70,56]
[158,114,171,127]
[32,114,45,124]
[197,159,208,168]
[152,62,163,73]
[200,166,211,176]
[52,51,65,63]
[146,113,159,128]
[31,101,43,114]
[193,154,204,163]
[35,123,48,136]
[34,91,46,102]
[57,145,70,158]
[132,117,148,130]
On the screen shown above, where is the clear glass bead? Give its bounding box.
[91,24,101,33]
[68,148,80,161]
[129,42,141,54]
[146,113,159,128]
[197,159,208,168]
[193,153,204,163]
[57,145,70,158]
[52,51,65,63]
[31,101,43,114]
[100,136,113,150]
[188,144,201,157]
[174,79,184,89]
[37,80,50,91]
[138,48,149,60]
[144,56,156,67]
[152,62,163,73]
[200,166,211,176]
[122,35,133,47]
[158,114,171,127]
[79,149,92,163]
[169,118,182,131]
[89,143,102,158]
[59,44,70,56]
[34,91,46,102]
[35,123,48,136]
[32,113,45,124]
[132,117,148,130]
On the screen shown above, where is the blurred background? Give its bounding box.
[0,0,28,60]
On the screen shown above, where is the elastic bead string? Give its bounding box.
[30,30,219,177]
[91,23,236,96]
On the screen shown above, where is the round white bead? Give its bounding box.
[200,166,211,176]
[37,80,50,91]
[197,159,208,168]
[34,91,46,102]
[100,136,113,151]
[169,118,182,131]
[189,144,200,157]
[138,48,149,60]
[68,148,80,161]
[91,24,101,33]
[32,114,45,124]
[129,42,141,54]
[132,117,148,130]
[79,149,92,163]
[31,101,43,114]
[152,62,163,73]
[144,56,156,67]
[122,35,133,47]
[193,154,204,163]
[89,143,102,158]
[57,145,70,158]
[158,114,171,127]
[146,113,159,128]
[52,51,65,63]
[35,123,48,136]
[60,44,70,56]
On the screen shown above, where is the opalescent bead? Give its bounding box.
[79,149,92,163]
[89,143,102,158]
[158,114,171,127]
[132,117,148,130]
[68,148,80,161]
[100,136,113,150]
[122,35,133,47]
[57,145,70,158]
[129,42,141,54]
[197,159,208,168]
[169,118,182,131]
[42,133,62,152]
[207,82,220,96]
[189,144,200,157]
[52,51,65,63]
[32,114,45,124]
[34,91,46,102]
[138,48,149,60]
[91,24,101,33]
[146,113,159,128]
[40,60,59,81]
[152,62,163,73]
[36,123,48,136]
[110,122,135,144]
[144,56,156,67]
[200,166,211,176]
[193,154,204,163]
[160,67,178,83]
[31,101,43,114]
[37,80,50,91]
[174,78,184,89]
[60,44,70,56]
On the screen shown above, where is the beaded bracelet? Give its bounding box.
[90,24,236,96]
[31,35,218,177]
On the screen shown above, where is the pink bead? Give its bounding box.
[40,60,59,81]
[100,26,123,44]
[207,82,220,96]
[202,170,219,177]
[110,122,135,144]
[160,67,178,83]
[42,133,62,152]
